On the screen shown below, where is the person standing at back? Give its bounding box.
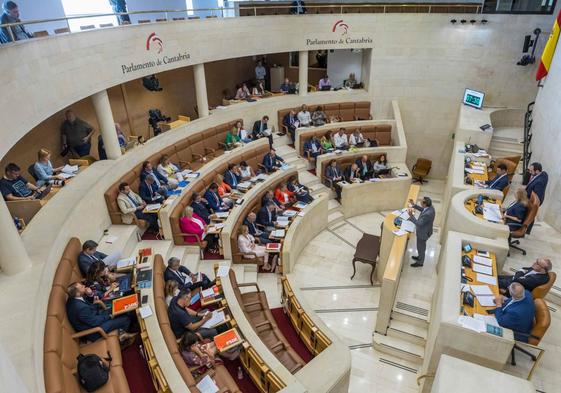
[407,196,435,267]
[60,110,94,157]
[0,1,32,43]
[525,162,548,234]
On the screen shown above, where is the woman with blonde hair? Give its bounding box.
[33,148,65,186]
[503,187,529,231]
[164,280,179,306]
[157,154,183,187]
[238,225,277,272]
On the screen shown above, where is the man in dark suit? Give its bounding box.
[498,258,552,292]
[490,282,535,342]
[484,163,509,191]
[191,192,212,223]
[139,174,165,204]
[344,163,361,183]
[290,0,307,14]
[262,149,285,173]
[407,196,436,267]
[525,162,548,205]
[164,257,213,291]
[244,212,272,244]
[78,240,108,276]
[204,183,227,213]
[257,202,277,231]
[283,110,299,141]
[325,159,343,200]
[355,155,373,180]
[224,164,241,189]
[66,282,134,342]
[252,115,273,148]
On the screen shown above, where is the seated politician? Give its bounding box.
[224,163,241,189]
[280,77,294,94]
[297,104,312,128]
[141,160,176,195]
[66,282,136,343]
[345,163,362,183]
[275,182,295,207]
[262,148,285,173]
[168,290,216,339]
[373,154,389,175]
[311,106,327,127]
[320,131,334,151]
[498,258,552,292]
[164,256,213,291]
[333,128,349,150]
[239,161,256,181]
[502,187,529,231]
[287,175,313,203]
[490,282,535,342]
[261,189,284,212]
[204,182,230,213]
[139,174,166,204]
[78,240,111,277]
[34,148,65,187]
[215,174,234,209]
[234,83,251,100]
[304,136,324,160]
[479,163,509,191]
[325,159,343,200]
[224,126,242,150]
[238,225,277,272]
[349,128,365,148]
[356,155,373,180]
[157,154,185,187]
[191,192,212,224]
[244,212,273,244]
[1,162,50,201]
[257,202,277,231]
[252,115,273,148]
[283,110,299,141]
[179,206,219,253]
[117,182,159,232]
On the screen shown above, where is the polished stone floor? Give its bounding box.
[257,179,560,392]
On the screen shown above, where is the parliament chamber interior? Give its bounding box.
[2,0,561,392]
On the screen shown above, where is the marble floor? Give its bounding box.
[254,180,561,393]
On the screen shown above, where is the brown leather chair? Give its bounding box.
[502,184,510,199]
[509,192,539,256]
[532,272,557,299]
[511,298,550,379]
[412,158,431,184]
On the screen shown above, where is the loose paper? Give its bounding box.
[400,220,416,233]
[476,273,497,286]
[201,310,226,329]
[457,316,486,333]
[472,264,492,275]
[470,285,494,296]
[473,313,499,327]
[104,235,118,244]
[139,305,153,319]
[201,287,216,298]
[476,295,496,307]
[392,229,408,237]
[473,255,493,266]
[196,375,219,393]
[216,265,230,277]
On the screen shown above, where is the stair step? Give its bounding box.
[182,252,201,272]
[328,199,341,212]
[373,332,425,365]
[391,310,430,329]
[167,246,188,265]
[387,320,427,346]
[298,169,320,186]
[328,211,345,226]
[489,146,523,157]
[97,225,140,258]
[273,134,292,148]
[197,259,232,279]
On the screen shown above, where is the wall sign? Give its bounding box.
[120,32,192,74]
[306,20,373,47]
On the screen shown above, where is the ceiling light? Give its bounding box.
[450,19,457,24]
[460,19,467,24]
[470,20,476,24]
[481,19,488,24]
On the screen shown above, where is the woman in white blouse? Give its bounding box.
[157,154,183,186]
[373,154,389,172]
[238,225,277,272]
[349,128,365,148]
[239,161,256,181]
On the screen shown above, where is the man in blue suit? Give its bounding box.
[78,240,108,277]
[224,164,241,189]
[191,192,212,223]
[262,148,285,173]
[257,202,277,231]
[140,161,174,196]
[525,162,548,205]
[66,282,134,342]
[483,163,509,191]
[490,282,535,342]
[163,257,213,291]
[139,174,165,204]
[204,183,227,213]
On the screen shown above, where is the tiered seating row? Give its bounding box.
[281,277,331,356]
[320,151,386,179]
[104,119,241,225]
[44,238,131,393]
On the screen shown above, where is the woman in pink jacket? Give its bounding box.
[179,207,219,253]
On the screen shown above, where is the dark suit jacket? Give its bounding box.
[493,290,535,342]
[486,173,509,191]
[304,140,322,156]
[257,206,276,228]
[244,218,265,237]
[511,268,550,292]
[204,189,224,212]
[192,201,211,223]
[505,202,527,230]
[283,114,297,131]
[355,159,373,179]
[140,169,168,186]
[164,265,194,290]
[262,153,284,172]
[66,297,110,333]
[526,172,548,205]
[345,167,361,182]
[139,180,163,203]
[408,205,435,240]
[78,251,108,277]
[325,165,343,181]
[252,121,268,138]
[290,0,307,14]
[224,170,240,188]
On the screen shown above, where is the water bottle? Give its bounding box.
[237,366,243,380]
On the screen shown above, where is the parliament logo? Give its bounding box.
[146,32,163,53]
[332,20,349,36]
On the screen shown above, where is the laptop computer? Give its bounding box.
[320,85,331,91]
[34,184,52,199]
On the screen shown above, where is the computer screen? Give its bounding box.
[463,88,485,109]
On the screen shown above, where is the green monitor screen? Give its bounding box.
[463,88,485,109]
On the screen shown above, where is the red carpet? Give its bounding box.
[222,357,261,393]
[203,251,224,260]
[122,337,157,393]
[271,307,314,363]
[141,232,159,241]
[307,168,316,176]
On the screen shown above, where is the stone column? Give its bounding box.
[0,198,31,275]
[299,50,309,97]
[91,90,121,160]
[194,63,209,118]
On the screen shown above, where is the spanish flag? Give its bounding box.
[536,10,561,81]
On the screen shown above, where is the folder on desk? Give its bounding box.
[400,220,416,233]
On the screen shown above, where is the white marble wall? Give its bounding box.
[528,44,561,232]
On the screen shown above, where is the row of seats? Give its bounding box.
[281,277,331,356]
[297,123,392,157]
[277,101,371,133]
[44,238,130,393]
[104,119,241,225]
[229,169,298,263]
[153,255,242,392]
[169,142,270,245]
[320,151,385,178]
[229,270,306,374]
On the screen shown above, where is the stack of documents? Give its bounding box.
[465,167,485,174]
[457,315,486,333]
[61,164,79,174]
[483,202,502,222]
[392,229,408,237]
[391,209,410,220]
[400,220,416,233]
[476,273,497,286]
[196,375,219,393]
[237,181,252,190]
[216,265,230,277]
[116,256,136,270]
[473,313,499,327]
[283,210,297,217]
[271,229,285,238]
[471,285,495,307]
[214,212,229,219]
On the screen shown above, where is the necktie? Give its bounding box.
[126,193,138,207]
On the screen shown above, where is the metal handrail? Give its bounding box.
[0,2,483,41]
